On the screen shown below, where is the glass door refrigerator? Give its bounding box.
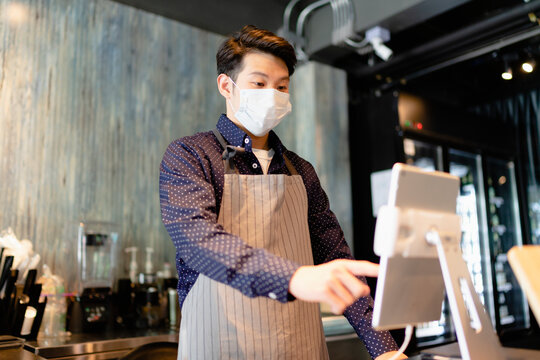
[484,158,529,332]
[448,149,496,326]
[402,138,529,346]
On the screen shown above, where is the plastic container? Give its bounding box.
[38,265,68,338]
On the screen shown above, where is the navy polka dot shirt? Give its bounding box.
[159,114,398,358]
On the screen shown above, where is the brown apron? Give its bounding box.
[177,129,328,359]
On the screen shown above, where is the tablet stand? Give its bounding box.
[426,229,504,360]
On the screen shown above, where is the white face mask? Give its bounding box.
[228,78,292,137]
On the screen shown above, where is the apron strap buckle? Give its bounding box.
[222,146,245,172]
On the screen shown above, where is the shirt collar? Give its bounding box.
[216,114,286,159]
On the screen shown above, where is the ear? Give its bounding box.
[217,74,233,99]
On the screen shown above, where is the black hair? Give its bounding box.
[216,25,297,80]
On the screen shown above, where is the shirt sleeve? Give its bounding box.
[159,139,300,302]
[301,160,399,358]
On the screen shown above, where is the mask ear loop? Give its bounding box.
[227,76,239,114]
[229,77,239,88]
[227,98,237,114]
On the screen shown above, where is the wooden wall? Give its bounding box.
[0,0,352,292]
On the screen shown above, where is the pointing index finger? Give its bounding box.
[343,260,379,278]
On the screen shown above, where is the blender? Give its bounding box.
[68,221,119,332]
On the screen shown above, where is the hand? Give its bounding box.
[375,351,408,359]
[288,259,379,314]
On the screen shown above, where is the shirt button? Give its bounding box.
[244,138,249,144]
[268,292,277,300]
[252,163,258,169]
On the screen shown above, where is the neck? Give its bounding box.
[251,134,270,150]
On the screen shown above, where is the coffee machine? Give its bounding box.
[68,222,119,332]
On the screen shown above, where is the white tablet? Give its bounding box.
[372,163,460,330]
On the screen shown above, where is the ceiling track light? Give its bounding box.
[521,60,535,73]
[502,66,513,80]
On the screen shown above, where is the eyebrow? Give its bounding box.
[248,71,289,81]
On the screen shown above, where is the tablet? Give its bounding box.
[372,163,460,330]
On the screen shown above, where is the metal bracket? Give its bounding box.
[426,230,504,360]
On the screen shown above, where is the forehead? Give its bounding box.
[237,51,289,79]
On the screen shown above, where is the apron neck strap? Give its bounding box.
[213,128,243,174]
[213,128,299,176]
[212,128,228,149]
[283,154,299,176]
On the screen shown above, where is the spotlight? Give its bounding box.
[521,61,535,73]
[502,68,513,80]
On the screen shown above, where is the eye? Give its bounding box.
[277,85,289,92]
[252,82,265,87]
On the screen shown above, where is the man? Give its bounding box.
[160,25,406,360]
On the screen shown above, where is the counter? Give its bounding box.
[3,320,356,360]
[1,318,439,360]
[0,316,374,360]
[1,329,178,360]
[0,347,45,360]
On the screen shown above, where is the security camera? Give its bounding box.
[371,39,393,61]
[365,26,393,61]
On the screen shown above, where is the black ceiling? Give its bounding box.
[339,0,540,106]
[112,0,540,106]
[111,0,290,35]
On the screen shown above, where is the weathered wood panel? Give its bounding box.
[0,0,352,292]
[0,0,226,290]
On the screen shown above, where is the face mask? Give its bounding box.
[228,78,292,137]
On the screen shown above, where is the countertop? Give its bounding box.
[0,347,45,360]
[0,329,178,360]
[1,315,354,360]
